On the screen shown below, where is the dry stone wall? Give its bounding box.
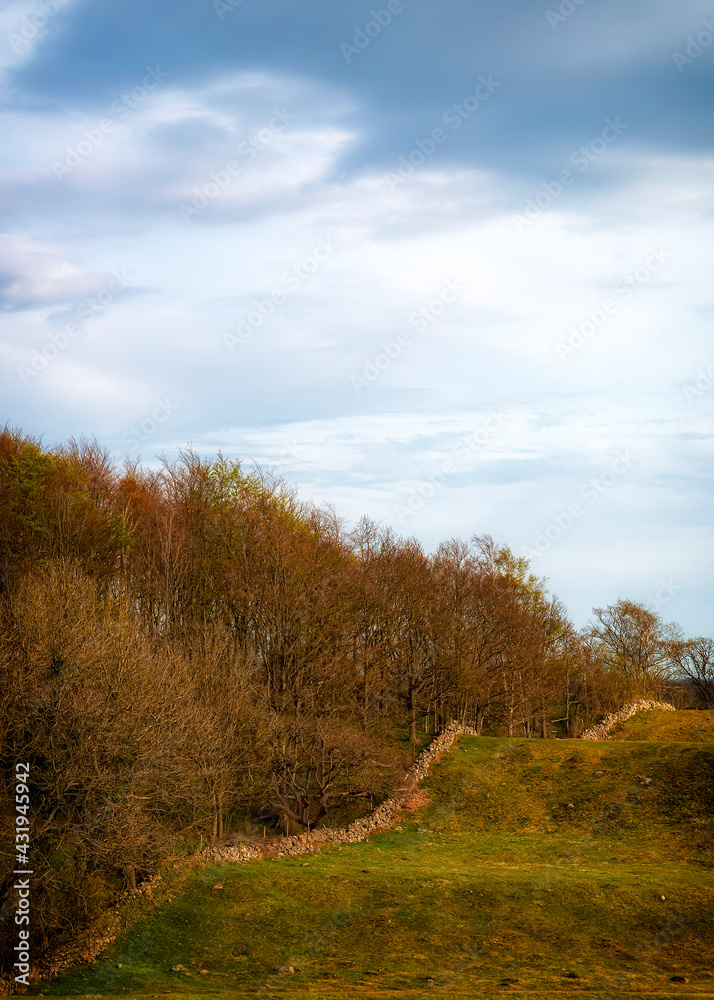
[210,721,479,863]
[17,706,676,992]
[579,699,675,741]
[212,705,677,861]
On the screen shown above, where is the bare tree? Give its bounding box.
[670,637,714,706]
[265,718,398,829]
[588,599,679,695]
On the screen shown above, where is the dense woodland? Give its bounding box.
[0,426,712,972]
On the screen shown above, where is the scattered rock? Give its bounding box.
[170,965,184,972]
[277,966,295,974]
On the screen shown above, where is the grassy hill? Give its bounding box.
[34,716,714,999]
[609,708,714,743]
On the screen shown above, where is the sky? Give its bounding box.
[1,0,712,636]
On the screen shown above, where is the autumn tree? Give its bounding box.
[347,517,396,728]
[264,717,400,831]
[0,428,126,581]
[0,562,175,964]
[378,536,444,744]
[670,637,714,706]
[588,599,679,696]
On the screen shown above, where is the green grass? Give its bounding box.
[610,709,714,744]
[34,718,714,999]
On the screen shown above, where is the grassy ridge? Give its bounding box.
[35,725,714,999]
[609,709,714,743]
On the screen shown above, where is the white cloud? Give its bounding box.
[0,71,358,226]
[0,0,78,82]
[0,233,131,309]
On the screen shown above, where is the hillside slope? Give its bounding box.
[609,708,714,743]
[36,726,714,999]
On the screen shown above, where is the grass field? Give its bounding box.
[609,709,714,744]
[34,714,714,999]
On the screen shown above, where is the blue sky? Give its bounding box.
[1,0,713,635]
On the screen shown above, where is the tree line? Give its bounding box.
[0,427,711,972]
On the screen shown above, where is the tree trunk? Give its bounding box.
[408,680,418,745]
[124,865,136,892]
[212,791,223,842]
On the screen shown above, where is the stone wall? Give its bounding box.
[211,704,678,861]
[15,706,676,991]
[579,699,675,741]
[210,721,480,863]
